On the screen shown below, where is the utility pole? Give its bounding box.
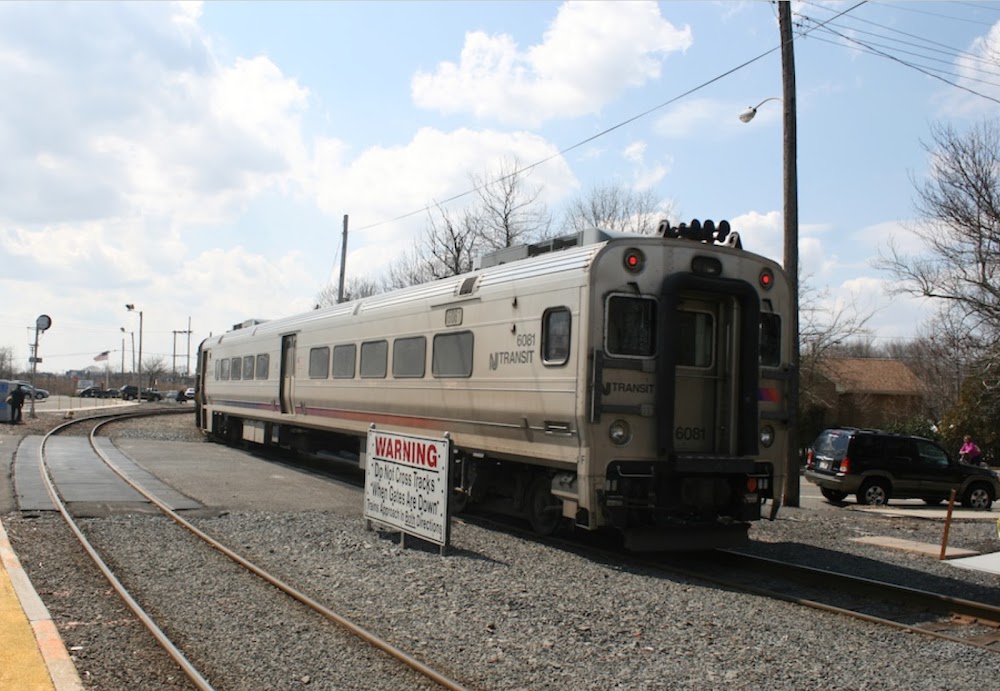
[173,328,192,378]
[337,214,349,303]
[186,316,192,378]
[779,0,801,507]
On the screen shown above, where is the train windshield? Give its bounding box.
[760,313,782,367]
[606,295,656,357]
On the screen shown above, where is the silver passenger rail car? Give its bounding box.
[196,221,793,550]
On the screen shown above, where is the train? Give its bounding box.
[195,220,793,550]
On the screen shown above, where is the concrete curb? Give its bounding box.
[0,518,83,691]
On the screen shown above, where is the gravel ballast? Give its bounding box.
[2,411,999,690]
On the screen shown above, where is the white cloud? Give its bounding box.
[312,127,579,277]
[730,210,782,262]
[621,140,667,191]
[0,2,310,229]
[945,20,1000,116]
[411,1,692,127]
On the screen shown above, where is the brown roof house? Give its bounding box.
[806,358,927,430]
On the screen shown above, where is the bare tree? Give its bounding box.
[384,202,483,289]
[0,346,13,379]
[315,276,384,308]
[562,182,673,235]
[882,315,968,422]
[796,279,875,440]
[877,121,1000,361]
[471,156,551,250]
[142,356,168,389]
[384,246,437,290]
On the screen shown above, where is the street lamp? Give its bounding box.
[738,97,781,123]
[126,304,143,401]
[737,2,800,509]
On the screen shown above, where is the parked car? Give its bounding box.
[121,385,163,401]
[184,387,195,399]
[805,427,1000,510]
[78,386,106,398]
[15,382,49,399]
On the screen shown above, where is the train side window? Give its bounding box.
[605,295,656,357]
[759,313,781,367]
[231,357,242,380]
[308,346,330,379]
[542,307,571,366]
[433,331,473,378]
[243,355,255,380]
[333,344,356,378]
[677,310,714,368]
[360,340,388,378]
[256,354,269,380]
[393,336,426,378]
[220,358,230,380]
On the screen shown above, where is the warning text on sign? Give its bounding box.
[364,429,450,545]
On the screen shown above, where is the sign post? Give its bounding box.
[364,425,451,554]
[29,314,52,419]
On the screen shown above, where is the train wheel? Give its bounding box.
[450,488,468,514]
[527,475,561,536]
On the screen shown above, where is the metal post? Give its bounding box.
[338,214,349,303]
[126,305,143,401]
[780,0,801,507]
[29,327,39,419]
[138,311,143,395]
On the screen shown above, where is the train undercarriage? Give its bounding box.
[206,411,771,551]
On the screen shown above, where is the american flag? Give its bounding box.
[94,351,110,362]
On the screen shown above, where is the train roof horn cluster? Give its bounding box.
[657,219,742,249]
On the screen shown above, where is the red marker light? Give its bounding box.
[759,269,773,289]
[623,248,645,274]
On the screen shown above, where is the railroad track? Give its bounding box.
[694,549,1000,653]
[38,410,468,690]
[461,510,1000,655]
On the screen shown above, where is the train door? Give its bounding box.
[197,346,209,428]
[657,274,760,460]
[672,296,736,455]
[279,334,296,414]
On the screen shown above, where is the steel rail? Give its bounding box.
[709,549,1000,650]
[85,415,469,691]
[458,511,1000,654]
[38,410,214,690]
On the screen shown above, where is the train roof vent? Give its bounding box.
[231,318,269,332]
[475,227,621,269]
[457,275,480,296]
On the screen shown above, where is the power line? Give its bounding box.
[868,0,997,26]
[803,17,1000,106]
[353,2,868,234]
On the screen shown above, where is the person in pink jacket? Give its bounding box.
[959,435,982,464]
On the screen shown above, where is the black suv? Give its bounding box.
[805,428,999,510]
[121,386,163,401]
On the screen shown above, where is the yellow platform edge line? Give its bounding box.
[0,518,83,691]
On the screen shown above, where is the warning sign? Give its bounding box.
[364,428,451,546]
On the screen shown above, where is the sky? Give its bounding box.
[3,0,1000,377]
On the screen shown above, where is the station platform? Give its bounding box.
[0,519,82,691]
